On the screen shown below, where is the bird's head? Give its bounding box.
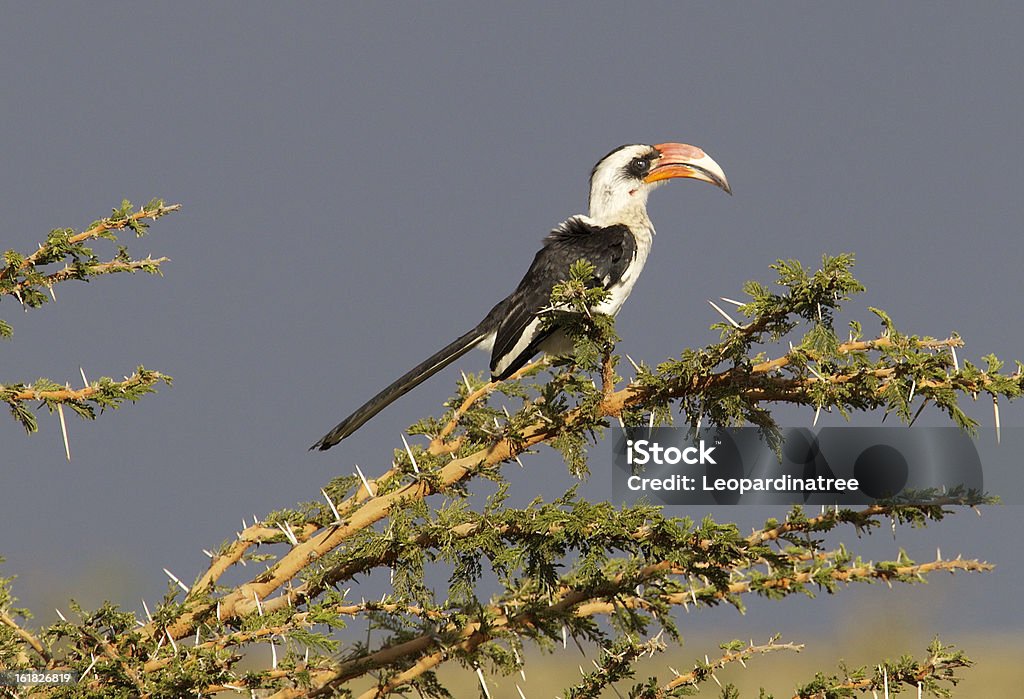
[588,142,730,224]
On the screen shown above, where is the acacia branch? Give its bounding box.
[790,639,971,698]
[0,610,50,664]
[154,364,987,638]
[60,255,1014,695]
[1,201,180,282]
[429,357,547,449]
[260,553,985,698]
[660,639,804,694]
[152,260,1017,642]
[2,370,169,404]
[5,256,169,299]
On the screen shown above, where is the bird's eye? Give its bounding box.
[629,157,649,176]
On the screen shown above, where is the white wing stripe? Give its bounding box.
[492,317,542,377]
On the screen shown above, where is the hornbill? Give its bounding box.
[312,142,730,451]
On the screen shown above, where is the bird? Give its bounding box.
[311,142,730,451]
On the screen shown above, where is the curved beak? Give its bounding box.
[645,142,731,195]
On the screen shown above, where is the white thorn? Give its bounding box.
[712,672,722,688]
[151,634,164,658]
[993,397,1001,444]
[883,666,889,697]
[813,404,821,427]
[253,590,264,616]
[55,607,67,621]
[79,366,89,387]
[57,397,70,462]
[908,379,916,404]
[936,547,942,561]
[321,488,342,523]
[49,285,57,301]
[476,666,492,699]
[401,434,420,473]
[277,522,298,546]
[817,302,823,322]
[950,345,960,372]
[461,370,473,393]
[163,568,189,594]
[668,666,680,677]
[510,644,525,679]
[354,464,375,497]
[202,549,214,558]
[242,518,247,529]
[81,653,97,680]
[720,296,745,307]
[515,454,525,468]
[516,684,527,699]
[625,354,642,374]
[708,299,740,327]
[562,625,567,649]
[195,626,201,647]
[142,599,153,622]
[216,601,221,622]
[167,629,178,654]
[271,639,278,669]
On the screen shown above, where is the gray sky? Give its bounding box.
[1,3,1021,650]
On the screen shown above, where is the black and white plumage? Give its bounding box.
[312,142,730,450]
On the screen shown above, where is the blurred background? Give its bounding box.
[1,4,1021,694]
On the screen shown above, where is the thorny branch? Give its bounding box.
[2,254,1016,697]
[1,200,178,438]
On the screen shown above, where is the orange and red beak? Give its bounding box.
[645,142,731,194]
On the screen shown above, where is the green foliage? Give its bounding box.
[1,252,1014,697]
[1,199,177,328]
[544,258,620,370]
[634,254,1021,444]
[793,639,971,698]
[1,200,177,436]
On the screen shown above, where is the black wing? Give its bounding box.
[487,218,636,379]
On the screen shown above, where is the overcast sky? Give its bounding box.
[1,3,1021,653]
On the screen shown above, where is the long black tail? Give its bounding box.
[311,324,491,451]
